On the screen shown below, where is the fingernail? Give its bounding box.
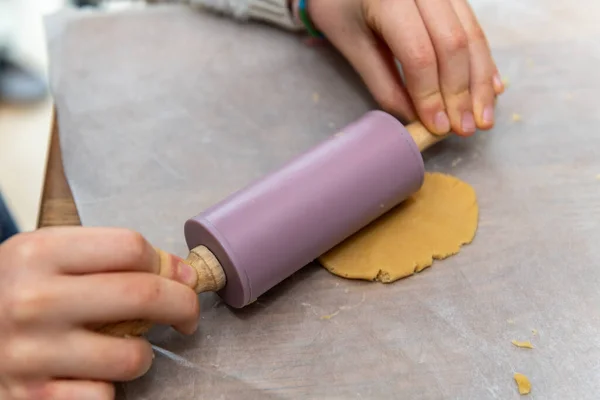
[482,105,494,125]
[434,111,450,133]
[462,111,476,134]
[176,262,198,288]
[493,73,503,91]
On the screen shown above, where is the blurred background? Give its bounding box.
[0,0,162,239]
[0,0,65,239]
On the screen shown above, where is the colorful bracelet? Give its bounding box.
[297,0,324,38]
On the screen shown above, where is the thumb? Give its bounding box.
[154,247,198,289]
[321,22,417,122]
[308,0,415,121]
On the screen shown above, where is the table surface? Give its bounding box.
[40,3,600,399]
[37,113,80,228]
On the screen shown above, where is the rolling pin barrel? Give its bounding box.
[184,110,426,308]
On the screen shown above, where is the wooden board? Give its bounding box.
[37,112,81,228]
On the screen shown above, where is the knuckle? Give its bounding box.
[362,1,381,33]
[118,341,151,380]
[471,77,495,99]
[4,338,35,373]
[473,74,494,88]
[7,286,48,325]
[468,24,487,44]
[118,230,151,264]
[130,277,163,307]
[406,45,436,71]
[414,88,443,112]
[444,27,469,54]
[9,233,46,265]
[449,87,471,103]
[121,230,149,257]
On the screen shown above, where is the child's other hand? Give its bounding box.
[0,227,199,399]
[308,0,503,136]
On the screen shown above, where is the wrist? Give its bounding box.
[293,0,325,38]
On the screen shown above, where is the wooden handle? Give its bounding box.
[94,246,226,337]
[406,121,448,152]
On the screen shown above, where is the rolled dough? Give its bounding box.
[318,172,478,282]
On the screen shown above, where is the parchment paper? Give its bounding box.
[45,2,600,399]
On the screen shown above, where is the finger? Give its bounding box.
[25,227,161,275]
[416,0,475,136]
[327,30,416,122]
[31,227,196,287]
[450,0,497,130]
[16,380,115,400]
[8,330,154,381]
[479,26,504,96]
[22,273,199,333]
[375,0,449,135]
[493,68,504,95]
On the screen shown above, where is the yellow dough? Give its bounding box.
[511,340,534,349]
[318,172,478,282]
[514,373,532,395]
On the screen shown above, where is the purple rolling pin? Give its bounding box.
[184,110,425,308]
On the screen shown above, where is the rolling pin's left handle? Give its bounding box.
[94,246,226,337]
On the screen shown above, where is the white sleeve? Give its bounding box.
[188,0,305,32]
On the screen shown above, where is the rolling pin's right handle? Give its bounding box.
[406,121,448,152]
[94,246,226,337]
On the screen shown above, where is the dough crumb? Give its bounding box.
[512,113,522,122]
[502,77,510,88]
[334,132,344,137]
[507,319,515,324]
[595,174,600,180]
[320,294,366,319]
[514,373,531,395]
[320,310,340,320]
[511,340,534,349]
[451,157,462,167]
[526,58,534,67]
[532,329,538,335]
[566,93,574,100]
[312,92,320,103]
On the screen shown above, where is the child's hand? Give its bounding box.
[0,227,199,399]
[308,0,503,136]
